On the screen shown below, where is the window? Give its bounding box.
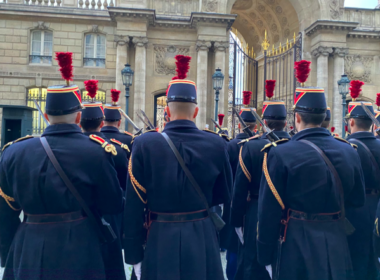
[30,30,53,65]
[83,34,106,67]
[82,89,106,103]
[27,88,48,135]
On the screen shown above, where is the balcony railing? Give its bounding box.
[29,55,52,65]
[83,57,106,67]
[25,0,61,6]
[21,0,115,8]
[78,0,114,9]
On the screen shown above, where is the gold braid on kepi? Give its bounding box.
[239,146,251,182]
[263,153,285,210]
[0,187,20,211]
[128,156,147,204]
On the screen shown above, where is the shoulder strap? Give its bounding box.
[40,137,103,235]
[161,132,211,213]
[299,140,345,219]
[349,139,380,176]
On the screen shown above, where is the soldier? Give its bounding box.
[101,89,133,152]
[123,55,232,280]
[257,60,365,280]
[80,81,129,280]
[231,81,290,280]
[321,107,331,129]
[345,81,380,280]
[0,52,123,279]
[220,90,256,280]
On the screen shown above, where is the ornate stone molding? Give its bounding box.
[154,45,190,75]
[196,41,211,52]
[214,41,229,53]
[133,37,149,48]
[311,46,333,58]
[345,54,373,83]
[92,25,99,33]
[330,0,343,20]
[203,0,218,13]
[36,21,48,30]
[305,20,358,37]
[114,35,129,46]
[333,47,349,57]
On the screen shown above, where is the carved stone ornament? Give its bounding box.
[214,42,229,52]
[345,54,373,83]
[232,0,253,10]
[92,25,99,33]
[196,41,211,52]
[311,46,333,58]
[154,45,190,75]
[133,37,149,48]
[334,47,349,57]
[36,21,48,30]
[330,0,343,20]
[203,0,218,12]
[114,35,129,46]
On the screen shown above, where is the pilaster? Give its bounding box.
[214,41,229,117]
[312,46,333,100]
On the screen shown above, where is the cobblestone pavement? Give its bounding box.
[0,251,228,279]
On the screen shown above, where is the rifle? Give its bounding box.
[33,99,50,127]
[136,111,155,131]
[361,103,380,137]
[119,109,143,136]
[250,109,280,144]
[140,110,155,131]
[232,107,254,137]
[210,118,228,135]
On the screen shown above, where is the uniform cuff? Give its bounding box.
[257,238,276,266]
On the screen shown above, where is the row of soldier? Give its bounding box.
[0,53,380,280]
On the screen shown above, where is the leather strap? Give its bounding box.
[40,137,103,237]
[26,211,84,223]
[299,140,346,219]
[161,132,212,217]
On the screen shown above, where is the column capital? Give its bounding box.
[196,40,212,52]
[214,41,229,53]
[132,36,149,48]
[333,47,349,57]
[311,46,333,58]
[114,35,130,46]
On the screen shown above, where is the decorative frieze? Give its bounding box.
[132,37,148,48]
[214,42,229,53]
[311,46,333,58]
[196,41,211,52]
[154,45,190,75]
[344,54,373,83]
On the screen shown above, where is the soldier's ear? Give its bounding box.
[44,113,50,122]
[295,112,301,124]
[193,107,199,119]
[166,106,171,118]
[100,120,104,129]
[75,112,82,124]
[117,119,121,128]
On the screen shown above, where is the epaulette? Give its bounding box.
[124,131,134,137]
[238,134,260,145]
[334,136,357,150]
[261,138,289,152]
[203,129,230,141]
[2,135,33,152]
[203,129,218,135]
[143,129,158,134]
[89,135,117,156]
[110,139,130,153]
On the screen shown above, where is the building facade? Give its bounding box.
[0,0,380,144]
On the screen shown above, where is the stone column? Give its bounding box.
[312,46,333,99]
[196,40,211,129]
[214,41,229,116]
[132,36,148,129]
[332,47,348,134]
[115,36,129,129]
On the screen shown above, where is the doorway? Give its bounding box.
[154,93,167,131]
[4,119,22,144]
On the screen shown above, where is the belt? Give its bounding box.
[289,209,342,221]
[366,189,380,195]
[150,209,208,223]
[25,211,85,224]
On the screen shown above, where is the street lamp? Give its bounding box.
[121,63,134,130]
[212,68,224,131]
[338,74,350,138]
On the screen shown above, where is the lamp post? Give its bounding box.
[121,64,134,131]
[212,68,225,131]
[337,74,350,138]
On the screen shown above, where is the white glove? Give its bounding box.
[134,262,142,280]
[235,227,244,245]
[266,265,272,279]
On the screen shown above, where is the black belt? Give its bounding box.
[25,211,85,223]
[289,209,342,221]
[366,189,380,195]
[150,210,208,223]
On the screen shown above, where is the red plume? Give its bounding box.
[84,80,98,99]
[290,126,293,130]
[331,127,335,133]
[376,93,380,109]
[265,80,276,99]
[345,125,348,132]
[218,114,225,126]
[110,89,121,103]
[173,55,191,80]
[294,60,311,84]
[349,80,364,100]
[55,52,73,83]
[243,91,252,106]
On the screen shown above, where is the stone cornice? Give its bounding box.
[305,20,359,36]
[347,30,380,39]
[0,71,116,82]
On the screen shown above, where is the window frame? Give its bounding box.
[83,33,106,68]
[29,30,53,65]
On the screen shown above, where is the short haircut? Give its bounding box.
[80,118,103,132]
[245,122,256,131]
[104,120,119,126]
[354,118,372,131]
[168,102,196,118]
[47,112,78,124]
[321,120,330,129]
[265,119,286,131]
[297,112,326,126]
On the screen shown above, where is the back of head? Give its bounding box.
[48,112,79,125]
[321,120,330,129]
[167,102,196,121]
[298,112,326,126]
[266,119,287,131]
[80,118,103,132]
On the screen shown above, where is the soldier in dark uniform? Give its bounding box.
[123,55,232,280]
[345,82,380,280]
[80,82,129,280]
[231,89,290,280]
[101,89,133,152]
[0,52,123,279]
[220,92,256,280]
[257,61,365,280]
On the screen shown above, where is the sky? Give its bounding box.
[344,0,377,8]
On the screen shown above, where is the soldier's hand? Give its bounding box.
[235,227,244,244]
[265,265,272,279]
[134,262,142,280]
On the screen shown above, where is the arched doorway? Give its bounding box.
[154,93,167,131]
